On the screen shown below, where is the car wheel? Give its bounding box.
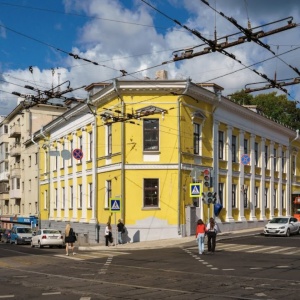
[58,245,63,249]
[31,241,34,248]
[286,229,290,237]
[38,241,43,248]
[15,240,18,245]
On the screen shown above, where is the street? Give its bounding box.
[0,233,300,299]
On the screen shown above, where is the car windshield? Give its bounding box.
[17,228,32,233]
[269,218,288,224]
[43,230,60,234]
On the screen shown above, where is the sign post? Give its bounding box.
[110,198,121,246]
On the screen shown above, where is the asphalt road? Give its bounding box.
[0,233,300,300]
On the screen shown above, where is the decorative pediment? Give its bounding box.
[136,105,167,114]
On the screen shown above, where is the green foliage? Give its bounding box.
[229,90,300,129]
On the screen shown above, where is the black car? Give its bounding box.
[1,229,12,243]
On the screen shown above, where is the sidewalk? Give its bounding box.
[79,227,263,251]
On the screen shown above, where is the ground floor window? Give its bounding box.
[144,179,159,207]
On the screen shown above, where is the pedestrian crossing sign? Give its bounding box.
[190,183,201,197]
[110,198,121,212]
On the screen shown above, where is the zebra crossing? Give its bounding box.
[190,243,300,255]
[55,250,130,261]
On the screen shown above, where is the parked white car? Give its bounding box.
[264,217,300,237]
[31,229,64,248]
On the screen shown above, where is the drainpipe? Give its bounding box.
[177,79,191,236]
[113,79,125,222]
[40,127,50,223]
[87,97,99,242]
[31,135,40,229]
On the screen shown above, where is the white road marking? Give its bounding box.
[247,246,278,253]
[54,254,83,260]
[222,269,235,271]
[0,296,14,299]
[276,265,290,268]
[268,247,295,253]
[42,292,61,295]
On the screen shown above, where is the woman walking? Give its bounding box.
[65,223,76,256]
[195,219,206,255]
[206,217,218,254]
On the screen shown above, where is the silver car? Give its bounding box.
[264,217,300,237]
[31,229,64,248]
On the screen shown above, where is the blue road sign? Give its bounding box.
[241,154,250,165]
[110,198,121,212]
[190,183,201,198]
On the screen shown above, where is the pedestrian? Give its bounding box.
[104,222,112,246]
[195,219,206,255]
[65,223,76,256]
[117,219,125,245]
[206,217,218,254]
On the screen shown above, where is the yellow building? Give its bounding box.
[31,78,300,244]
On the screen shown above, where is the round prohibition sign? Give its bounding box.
[241,154,250,165]
[72,148,83,160]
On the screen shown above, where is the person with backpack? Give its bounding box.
[206,217,218,254]
[65,223,76,256]
[195,219,206,254]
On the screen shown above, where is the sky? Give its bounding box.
[0,0,300,115]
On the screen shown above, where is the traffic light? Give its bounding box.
[203,169,211,187]
[207,191,213,204]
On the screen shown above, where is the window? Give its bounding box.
[89,183,93,208]
[79,136,83,150]
[105,180,112,208]
[28,179,31,191]
[29,155,31,167]
[62,187,65,209]
[55,188,58,209]
[292,155,296,175]
[254,187,258,208]
[218,131,224,160]
[193,123,200,155]
[232,135,237,162]
[144,179,159,207]
[265,145,268,169]
[232,184,236,207]
[274,148,277,171]
[55,147,58,171]
[244,139,248,155]
[265,188,268,208]
[89,132,93,160]
[35,153,38,165]
[282,190,285,209]
[69,140,73,167]
[274,189,277,208]
[16,178,20,189]
[44,190,47,210]
[218,183,224,206]
[79,184,82,208]
[282,151,285,171]
[144,119,159,151]
[70,186,73,209]
[244,187,248,208]
[107,124,112,155]
[254,142,258,166]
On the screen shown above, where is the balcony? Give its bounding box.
[10,189,21,199]
[0,192,9,201]
[11,163,21,177]
[9,124,21,137]
[10,143,21,157]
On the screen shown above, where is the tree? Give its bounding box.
[229,90,300,130]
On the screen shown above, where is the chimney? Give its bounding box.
[155,70,168,80]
